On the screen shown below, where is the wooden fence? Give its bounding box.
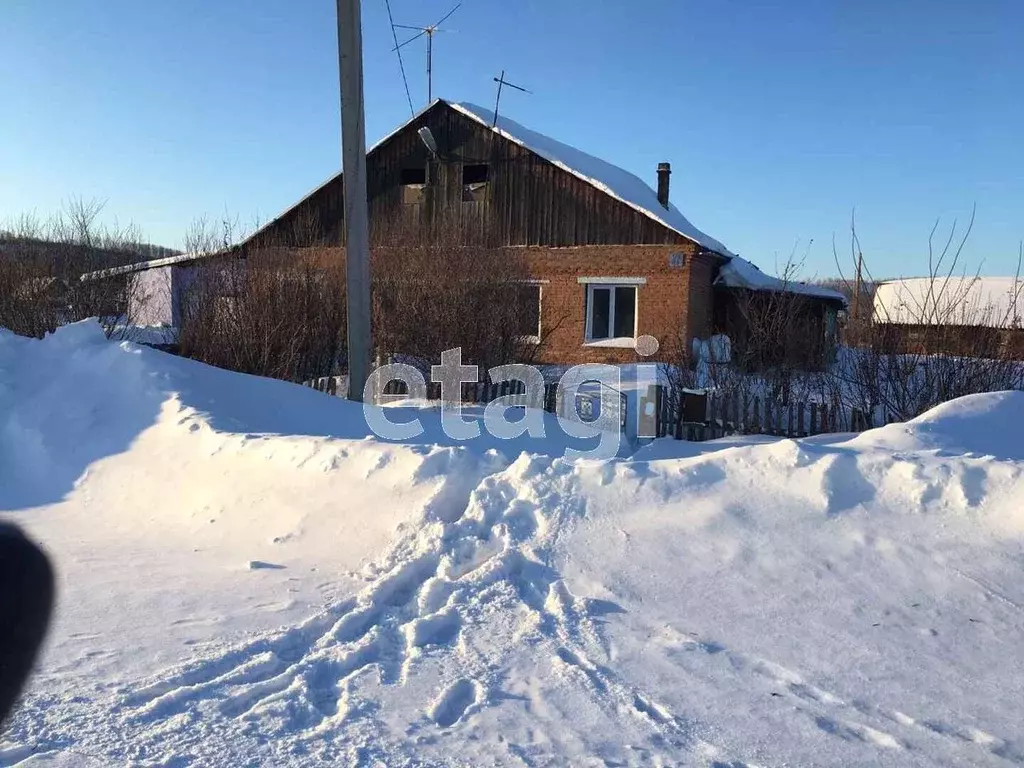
[307,377,890,444]
[380,379,561,412]
[651,387,894,441]
[308,376,345,397]
[306,376,627,427]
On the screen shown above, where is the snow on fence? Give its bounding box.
[651,386,894,441]
[382,379,562,412]
[307,377,559,410]
[308,375,346,397]
[305,376,627,427]
[304,376,883,443]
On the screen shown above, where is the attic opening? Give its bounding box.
[401,167,426,205]
[462,164,488,184]
[462,163,489,203]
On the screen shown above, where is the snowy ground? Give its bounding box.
[2,323,1023,766]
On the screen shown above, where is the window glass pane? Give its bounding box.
[514,285,540,337]
[613,286,636,337]
[590,287,611,339]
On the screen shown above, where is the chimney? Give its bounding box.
[656,162,671,209]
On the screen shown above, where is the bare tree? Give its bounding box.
[833,211,1024,423]
[1,199,150,339]
[724,249,841,408]
[176,215,567,389]
[176,208,347,385]
[370,221,559,379]
[178,247,347,383]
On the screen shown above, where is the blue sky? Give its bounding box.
[2,0,1021,278]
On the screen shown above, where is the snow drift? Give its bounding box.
[2,324,1024,766]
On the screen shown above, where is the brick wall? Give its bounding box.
[268,243,718,366]
[510,243,712,365]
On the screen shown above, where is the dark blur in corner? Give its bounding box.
[0,524,54,728]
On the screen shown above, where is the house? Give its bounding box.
[85,99,845,366]
[239,99,844,367]
[873,276,1024,358]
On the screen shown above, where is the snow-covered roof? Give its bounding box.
[874,276,1024,328]
[242,98,737,257]
[714,257,847,303]
[437,101,843,302]
[450,102,734,257]
[79,251,224,281]
[215,99,837,304]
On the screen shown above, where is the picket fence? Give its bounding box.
[306,376,627,426]
[652,387,893,442]
[308,376,346,397]
[309,377,559,410]
[306,376,890,443]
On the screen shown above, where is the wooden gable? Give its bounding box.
[246,101,689,250]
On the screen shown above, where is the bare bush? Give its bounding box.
[182,214,240,259]
[176,213,562,387]
[177,247,347,383]
[0,253,60,338]
[713,250,843,415]
[370,222,559,379]
[657,326,753,431]
[833,211,1024,423]
[1,199,151,339]
[654,213,1023,437]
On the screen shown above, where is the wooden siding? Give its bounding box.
[873,323,1024,359]
[712,287,839,372]
[247,101,690,250]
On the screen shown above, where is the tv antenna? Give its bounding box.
[392,3,461,104]
[492,70,531,127]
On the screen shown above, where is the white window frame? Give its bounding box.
[515,280,546,345]
[582,280,640,347]
[577,276,647,286]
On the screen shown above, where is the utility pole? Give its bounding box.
[337,0,372,402]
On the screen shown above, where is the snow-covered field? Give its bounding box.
[2,323,1023,766]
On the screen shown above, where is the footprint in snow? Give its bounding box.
[429,678,480,728]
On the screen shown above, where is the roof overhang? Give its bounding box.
[79,250,234,281]
[714,257,848,304]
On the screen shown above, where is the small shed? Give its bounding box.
[873,276,1024,357]
[80,253,209,329]
[712,258,847,370]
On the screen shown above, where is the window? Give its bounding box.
[462,164,488,184]
[585,284,637,342]
[462,164,489,202]
[400,167,426,205]
[512,283,541,342]
[400,167,426,184]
